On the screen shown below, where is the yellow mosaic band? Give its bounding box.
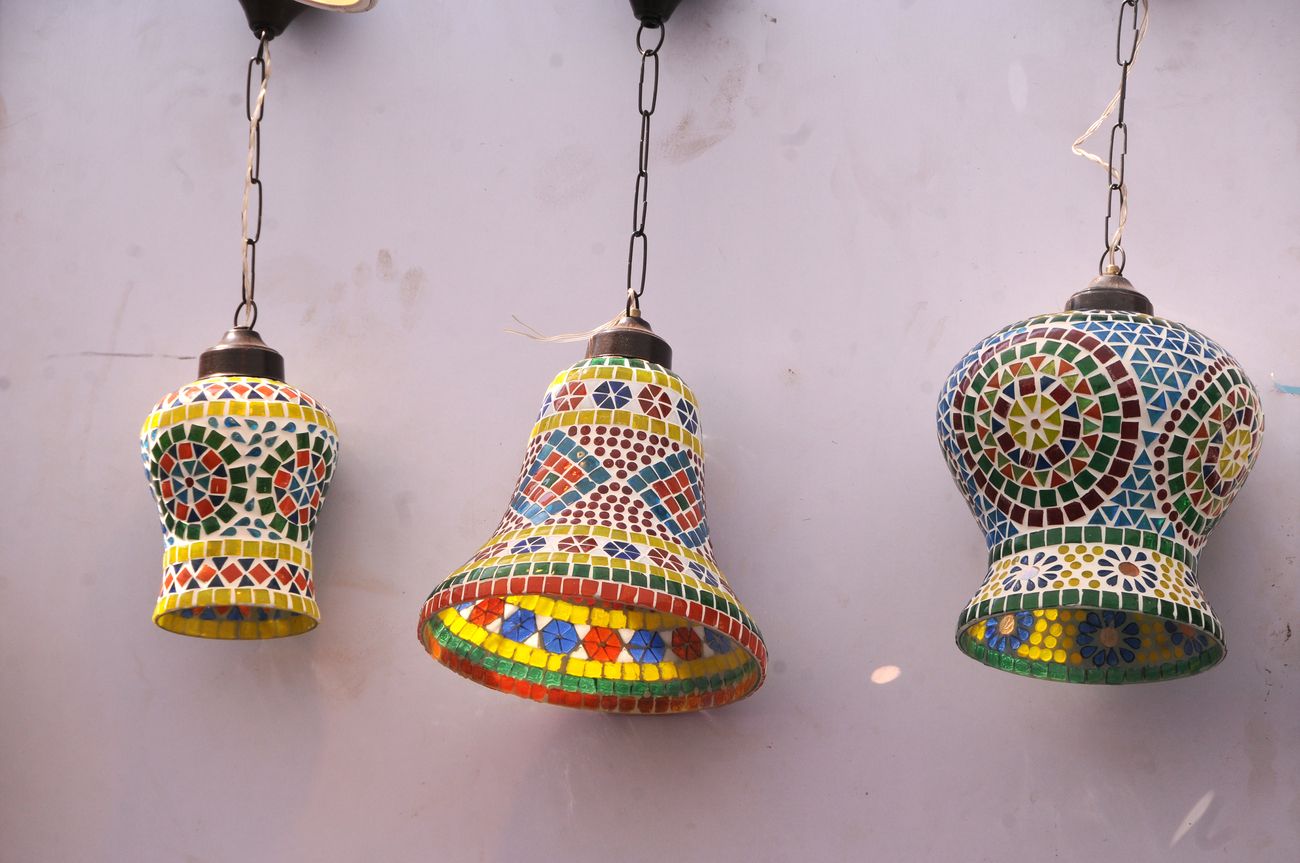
[163,539,314,571]
[153,587,320,639]
[141,396,337,438]
[435,596,752,684]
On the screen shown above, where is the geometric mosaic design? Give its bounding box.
[949,325,1142,533]
[628,450,708,549]
[509,430,611,525]
[419,356,766,713]
[255,432,337,542]
[957,606,1223,684]
[1155,358,1263,545]
[938,310,1263,683]
[450,595,740,664]
[149,427,247,539]
[141,375,339,639]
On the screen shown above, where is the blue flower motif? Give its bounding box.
[704,628,732,655]
[602,540,639,560]
[540,619,579,654]
[676,399,699,434]
[626,630,665,663]
[1164,620,1210,656]
[1000,550,1063,593]
[501,609,537,642]
[688,560,720,588]
[592,381,632,409]
[1097,547,1158,593]
[510,537,546,554]
[985,611,1034,652]
[1077,610,1142,667]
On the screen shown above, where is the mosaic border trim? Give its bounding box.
[957,589,1224,644]
[987,526,1197,569]
[434,557,761,642]
[423,617,761,713]
[163,539,314,570]
[420,574,767,669]
[141,377,338,438]
[153,587,320,639]
[957,623,1224,684]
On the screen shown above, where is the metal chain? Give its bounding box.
[625,23,664,316]
[235,32,271,328]
[1100,0,1140,275]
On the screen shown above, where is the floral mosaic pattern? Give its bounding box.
[938,310,1263,683]
[961,606,1223,683]
[419,356,766,714]
[141,376,339,639]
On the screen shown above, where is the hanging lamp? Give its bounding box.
[140,0,373,638]
[417,0,767,713]
[937,0,1263,683]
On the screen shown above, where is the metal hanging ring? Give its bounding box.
[233,299,259,329]
[636,23,665,55]
[1098,246,1126,276]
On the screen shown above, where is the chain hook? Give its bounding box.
[1097,0,1146,275]
[235,31,271,329]
[625,23,663,316]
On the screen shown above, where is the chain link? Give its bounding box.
[235,33,271,329]
[1099,0,1139,275]
[625,23,664,316]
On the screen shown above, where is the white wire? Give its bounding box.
[505,312,628,344]
[1071,0,1149,270]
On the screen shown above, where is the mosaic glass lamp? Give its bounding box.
[140,0,364,638]
[418,317,767,711]
[937,278,1262,683]
[417,0,767,714]
[936,0,1263,683]
[142,331,338,638]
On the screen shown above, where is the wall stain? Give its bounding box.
[663,64,746,164]
[400,267,426,311]
[377,248,396,281]
[1244,713,1277,802]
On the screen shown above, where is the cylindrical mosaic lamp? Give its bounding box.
[937,274,1262,682]
[418,316,767,712]
[141,329,339,638]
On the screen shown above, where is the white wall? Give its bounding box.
[2,1,1298,860]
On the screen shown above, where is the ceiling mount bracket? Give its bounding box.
[237,0,304,38]
[629,0,682,27]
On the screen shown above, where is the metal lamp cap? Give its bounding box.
[629,0,682,27]
[197,327,286,381]
[584,314,673,369]
[1064,272,1154,315]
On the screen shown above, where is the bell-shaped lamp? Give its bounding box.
[937,275,1263,682]
[141,328,339,638]
[418,317,767,712]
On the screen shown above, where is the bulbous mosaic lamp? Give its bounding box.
[141,0,368,638]
[417,0,768,713]
[937,0,1263,683]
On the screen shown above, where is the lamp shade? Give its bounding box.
[141,332,339,638]
[937,307,1262,682]
[418,344,767,713]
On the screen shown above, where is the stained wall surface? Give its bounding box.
[2,2,1298,860]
